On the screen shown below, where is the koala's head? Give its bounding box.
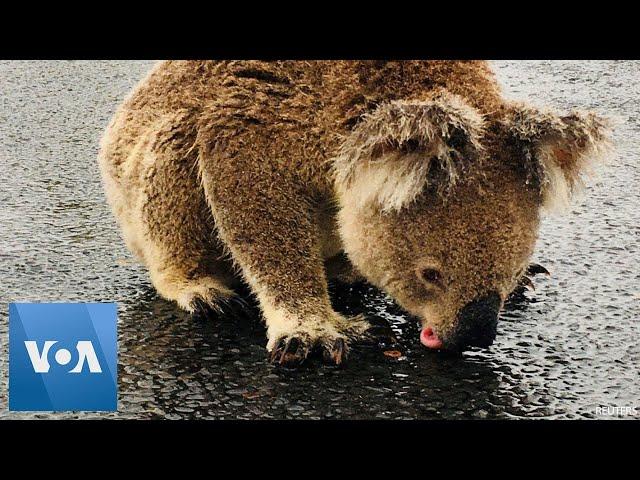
[333,90,610,352]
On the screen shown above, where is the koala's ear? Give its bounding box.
[332,91,485,211]
[503,104,612,213]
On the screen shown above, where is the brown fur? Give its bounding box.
[99,61,610,365]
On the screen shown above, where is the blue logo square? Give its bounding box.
[9,303,118,412]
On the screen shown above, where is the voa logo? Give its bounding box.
[24,340,103,373]
[9,303,117,412]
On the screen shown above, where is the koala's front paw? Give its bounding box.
[269,333,348,366]
[266,313,394,367]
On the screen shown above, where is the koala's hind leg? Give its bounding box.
[198,146,372,366]
[116,118,239,317]
[148,262,236,317]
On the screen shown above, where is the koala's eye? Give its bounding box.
[418,267,444,288]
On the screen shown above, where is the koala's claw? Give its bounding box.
[527,262,551,277]
[518,276,535,291]
[269,334,350,367]
[190,298,216,322]
[511,263,551,298]
[268,315,391,367]
[190,295,253,322]
[322,338,348,366]
[269,337,310,366]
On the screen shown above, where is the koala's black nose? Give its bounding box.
[451,291,501,350]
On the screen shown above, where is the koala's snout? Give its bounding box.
[421,291,502,352]
[449,291,501,351]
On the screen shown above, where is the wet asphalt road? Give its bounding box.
[0,61,638,419]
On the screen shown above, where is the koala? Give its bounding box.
[99,61,610,366]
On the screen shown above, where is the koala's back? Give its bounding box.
[100,61,335,196]
[98,60,502,262]
[101,60,501,183]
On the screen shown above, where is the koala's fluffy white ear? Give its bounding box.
[503,104,612,213]
[332,91,485,212]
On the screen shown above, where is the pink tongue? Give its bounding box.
[420,327,443,349]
